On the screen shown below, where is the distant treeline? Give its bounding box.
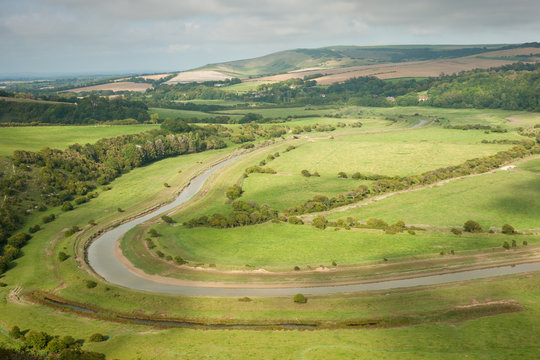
[0,94,150,124]
[0,121,226,274]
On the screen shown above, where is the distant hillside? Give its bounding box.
[199,43,539,78]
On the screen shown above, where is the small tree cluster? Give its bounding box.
[226,185,243,200]
[463,220,483,233]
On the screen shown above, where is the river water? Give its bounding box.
[87,156,540,297]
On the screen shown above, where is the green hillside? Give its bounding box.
[201,44,513,77]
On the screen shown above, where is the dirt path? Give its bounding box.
[7,286,26,305]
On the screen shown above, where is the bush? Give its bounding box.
[161,215,174,224]
[523,240,528,246]
[238,297,252,302]
[85,280,97,288]
[58,252,69,262]
[62,201,74,211]
[451,228,462,235]
[174,256,187,265]
[312,215,328,229]
[74,196,87,205]
[293,293,307,304]
[294,266,300,271]
[163,182,170,188]
[512,239,517,248]
[148,229,159,237]
[312,171,320,177]
[28,224,41,233]
[226,185,243,200]
[502,224,515,234]
[337,171,348,178]
[47,338,67,353]
[351,172,361,180]
[156,250,165,258]
[117,207,124,212]
[288,216,304,225]
[463,220,483,233]
[25,330,50,350]
[88,333,106,342]
[366,218,388,230]
[42,214,56,223]
[502,241,510,250]
[9,325,22,339]
[7,232,31,248]
[301,169,311,177]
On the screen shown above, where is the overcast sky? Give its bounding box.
[1,0,539,75]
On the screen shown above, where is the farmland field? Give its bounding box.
[0,105,538,360]
[0,124,159,156]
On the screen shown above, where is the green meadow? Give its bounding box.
[0,124,158,156]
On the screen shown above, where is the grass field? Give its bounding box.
[327,164,540,230]
[0,124,159,156]
[1,105,539,359]
[149,107,215,120]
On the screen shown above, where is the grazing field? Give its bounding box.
[0,103,539,360]
[148,107,217,120]
[165,70,233,84]
[327,166,540,230]
[0,124,159,156]
[63,81,153,93]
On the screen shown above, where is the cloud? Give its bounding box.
[1,0,539,73]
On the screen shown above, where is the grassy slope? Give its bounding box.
[0,124,159,156]
[328,165,540,230]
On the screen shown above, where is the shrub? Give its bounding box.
[37,203,47,211]
[163,182,170,187]
[312,215,328,229]
[9,325,21,339]
[238,297,252,302]
[47,338,67,353]
[25,330,50,350]
[502,224,515,234]
[28,224,41,233]
[74,196,87,205]
[366,218,388,230]
[408,229,416,235]
[117,207,124,212]
[288,216,304,225]
[7,232,31,248]
[332,260,337,266]
[61,335,77,347]
[293,293,307,304]
[88,219,96,226]
[156,250,165,258]
[161,215,174,224]
[523,240,528,246]
[62,201,74,211]
[226,185,243,200]
[88,333,106,342]
[301,169,311,177]
[285,145,296,152]
[42,214,56,223]
[502,241,510,250]
[451,228,462,235]
[294,266,300,271]
[146,239,156,249]
[337,171,348,178]
[512,239,517,248]
[58,252,69,262]
[352,172,361,180]
[148,229,159,237]
[312,171,320,177]
[85,280,97,288]
[463,220,483,233]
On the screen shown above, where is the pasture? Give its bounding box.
[0,124,159,156]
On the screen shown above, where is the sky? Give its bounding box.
[1,0,539,75]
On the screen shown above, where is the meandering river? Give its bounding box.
[87,155,540,297]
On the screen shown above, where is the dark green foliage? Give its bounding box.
[7,232,31,248]
[464,220,483,233]
[293,293,307,304]
[59,349,106,360]
[28,224,41,233]
[163,182,170,188]
[58,252,69,262]
[0,95,150,124]
[25,330,50,350]
[88,333,106,342]
[301,170,311,177]
[502,224,515,234]
[523,240,528,246]
[174,256,187,265]
[0,346,47,359]
[238,296,252,302]
[366,218,389,230]
[503,241,510,250]
[161,215,174,224]
[64,225,81,238]
[47,338,68,354]
[226,185,243,200]
[294,266,300,271]
[117,207,124,212]
[156,250,165,258]
[9,325,22,339]
[245,166,277,174]
[160,118,193,133]
[148,229,159,237]
[42,214,56,223]
[451,228,463,235]
[337,172,348,178]
[61,202,74,212]
[512,240,517,248]
[288,216,304,225]
[146,238,156,249]
[73,197,87,205]
[85,280,97,289]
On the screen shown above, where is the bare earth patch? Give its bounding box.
[165,71,233,84]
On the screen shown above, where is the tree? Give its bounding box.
[47,338,68,353]
[293,293,307,304]
[8,325,21,339]
[62,201,73,211]
[463,220,483,233]
[25,330,50,350]
[160,118,192,133]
